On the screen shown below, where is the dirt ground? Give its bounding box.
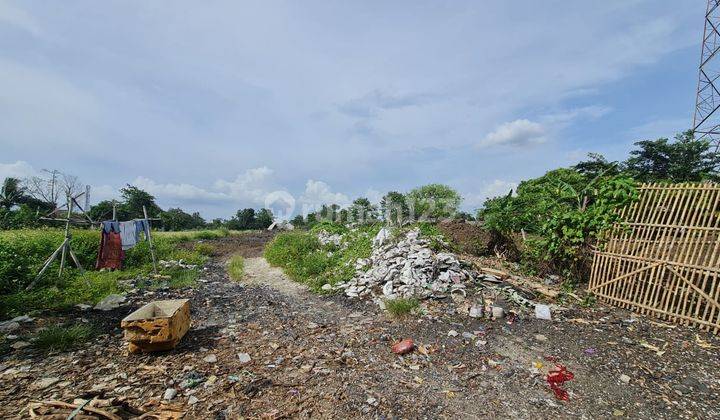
[1,232,719,419]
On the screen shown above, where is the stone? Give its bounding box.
[468,305,483,318]
[491,306,505,319]
[203,354,217,363]
[121,299,191,353]
[33,377,60,390]
[188,396,199,405]
[10,341,30,350]
[0,321,20,333]
[321,284,333,291]
[534,304,552,320]
[448,330,459,337]
[461,332,475,340]
[94,294,127,311]
[11,315,33,323]
[619,374,631,384]
[76,304,92,311]
[238,353,252,364]
[534,334,548,342]
[163,388,177,400]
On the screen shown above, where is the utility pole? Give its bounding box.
[693,0,720,151]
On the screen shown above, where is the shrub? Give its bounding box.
[193,243,215,256]
[228,255,244,281]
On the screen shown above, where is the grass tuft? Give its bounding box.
[228,255,245,281]
[384,298,420,318]
[34,324,95,352]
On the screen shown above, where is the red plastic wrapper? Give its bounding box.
[391,338,415,355]
[546,365,575,400]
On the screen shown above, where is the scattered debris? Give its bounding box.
[547,365,574,400]
[338,228,477,299]
[619,374,631,384]
[391,338,415,355]
[159,259,198,269]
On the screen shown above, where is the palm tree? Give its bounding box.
[0,177,24,210]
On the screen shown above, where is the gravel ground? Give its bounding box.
[1,233,719,419]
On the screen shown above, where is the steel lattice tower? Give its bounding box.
[694,0,720,150]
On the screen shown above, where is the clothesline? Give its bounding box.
[96,205,159,274]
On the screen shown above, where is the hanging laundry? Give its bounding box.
[135,219,149,241]
[96,231,123,269]
[102,220,120,234]
[119,221,138,250]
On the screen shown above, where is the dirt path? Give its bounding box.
[1,232,719,419]
[241,257,308,298]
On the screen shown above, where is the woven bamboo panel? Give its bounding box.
[588,182,720,332]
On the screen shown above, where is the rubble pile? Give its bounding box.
[337,228,478,299]
[317,231,343,247]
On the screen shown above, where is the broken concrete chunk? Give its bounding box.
[203,354,218,363]
[163,388,177,400]
[238,353,252,364]
[535,304,552,320]
[95,294,127,311]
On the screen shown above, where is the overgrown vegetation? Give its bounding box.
[34,324,96,352]
[0,229,227,318]
[228,255,245,281]
[480,131,718,280]
[264,223,380,291]
[384,298,420,318]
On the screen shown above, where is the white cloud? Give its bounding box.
[213,166,276,204]
[464,179,518,209]
[478,119,546,148]
[299,180,350,213]
[0,1,41,35]
[0,160,38,180]
[132,176,231,204]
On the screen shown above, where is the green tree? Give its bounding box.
[88,200,118,221]
[406,184,462,221]
[0,178,24,210]
[255,208,274,229]
[120,185,162,218]
[290,214,306,229]
[624,131,720,182]
[161,208,206,231]
[236,208,256,230]
[573,153,620,180]
[380,191,408,226]
[348,197,378,224]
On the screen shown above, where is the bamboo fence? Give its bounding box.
[588,182,720,333]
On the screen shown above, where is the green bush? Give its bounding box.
[480,171,638,279]
[193,243,215,256]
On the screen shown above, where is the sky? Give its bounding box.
[0,0,705,219]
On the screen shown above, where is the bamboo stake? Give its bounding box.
[143,205,158,274]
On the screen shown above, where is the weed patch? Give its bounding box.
[384,298,419,317]
[34,324,95,352]
[228,255,244,281]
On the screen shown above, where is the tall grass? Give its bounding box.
[228,255,245,281]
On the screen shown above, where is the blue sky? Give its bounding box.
[0,1,704,219]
